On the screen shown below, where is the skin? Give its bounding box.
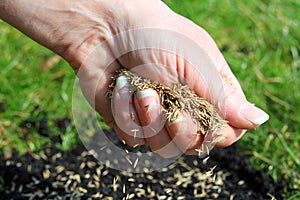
[0,0,269,158]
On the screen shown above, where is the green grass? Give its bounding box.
[0,0,299,198]
[0,22,78,153]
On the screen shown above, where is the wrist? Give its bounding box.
[54,0,115,70]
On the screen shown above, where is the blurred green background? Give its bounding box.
[0,0,299,198]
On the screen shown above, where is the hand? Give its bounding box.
[0,0,269,158]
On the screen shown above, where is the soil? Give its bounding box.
[0,128,286,200]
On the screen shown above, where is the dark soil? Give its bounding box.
[0,129,286,200]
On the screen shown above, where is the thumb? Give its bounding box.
[224,86,269,129]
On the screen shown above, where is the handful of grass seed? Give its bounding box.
[107,69,227,136]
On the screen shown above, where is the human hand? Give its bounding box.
[75,0,269,158]
[0,0,269,158]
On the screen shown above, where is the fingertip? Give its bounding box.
[225,92,269,130]
[134,88,163,132]
[166,112,201,152]
[112,77,146,141]
[240,102,269,127]
[116,75,130,89]
[214,126,247,148]
[134,89,182,158]
[136,88,159,100]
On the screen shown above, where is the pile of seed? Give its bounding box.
[0,130,283,200]
[107,69,227,137]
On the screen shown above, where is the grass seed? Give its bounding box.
[107,69,227,141]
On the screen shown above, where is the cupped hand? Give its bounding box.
[1,0,269,158]
[72,0,269,158]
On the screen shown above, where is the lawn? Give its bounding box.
[0,0,299,198]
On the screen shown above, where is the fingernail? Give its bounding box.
[240,103,269,125]
[136,88,158,111]
[167,115,184,126]
[116,75,129,89]
[116,75,132,96]
[136,88,157,99]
